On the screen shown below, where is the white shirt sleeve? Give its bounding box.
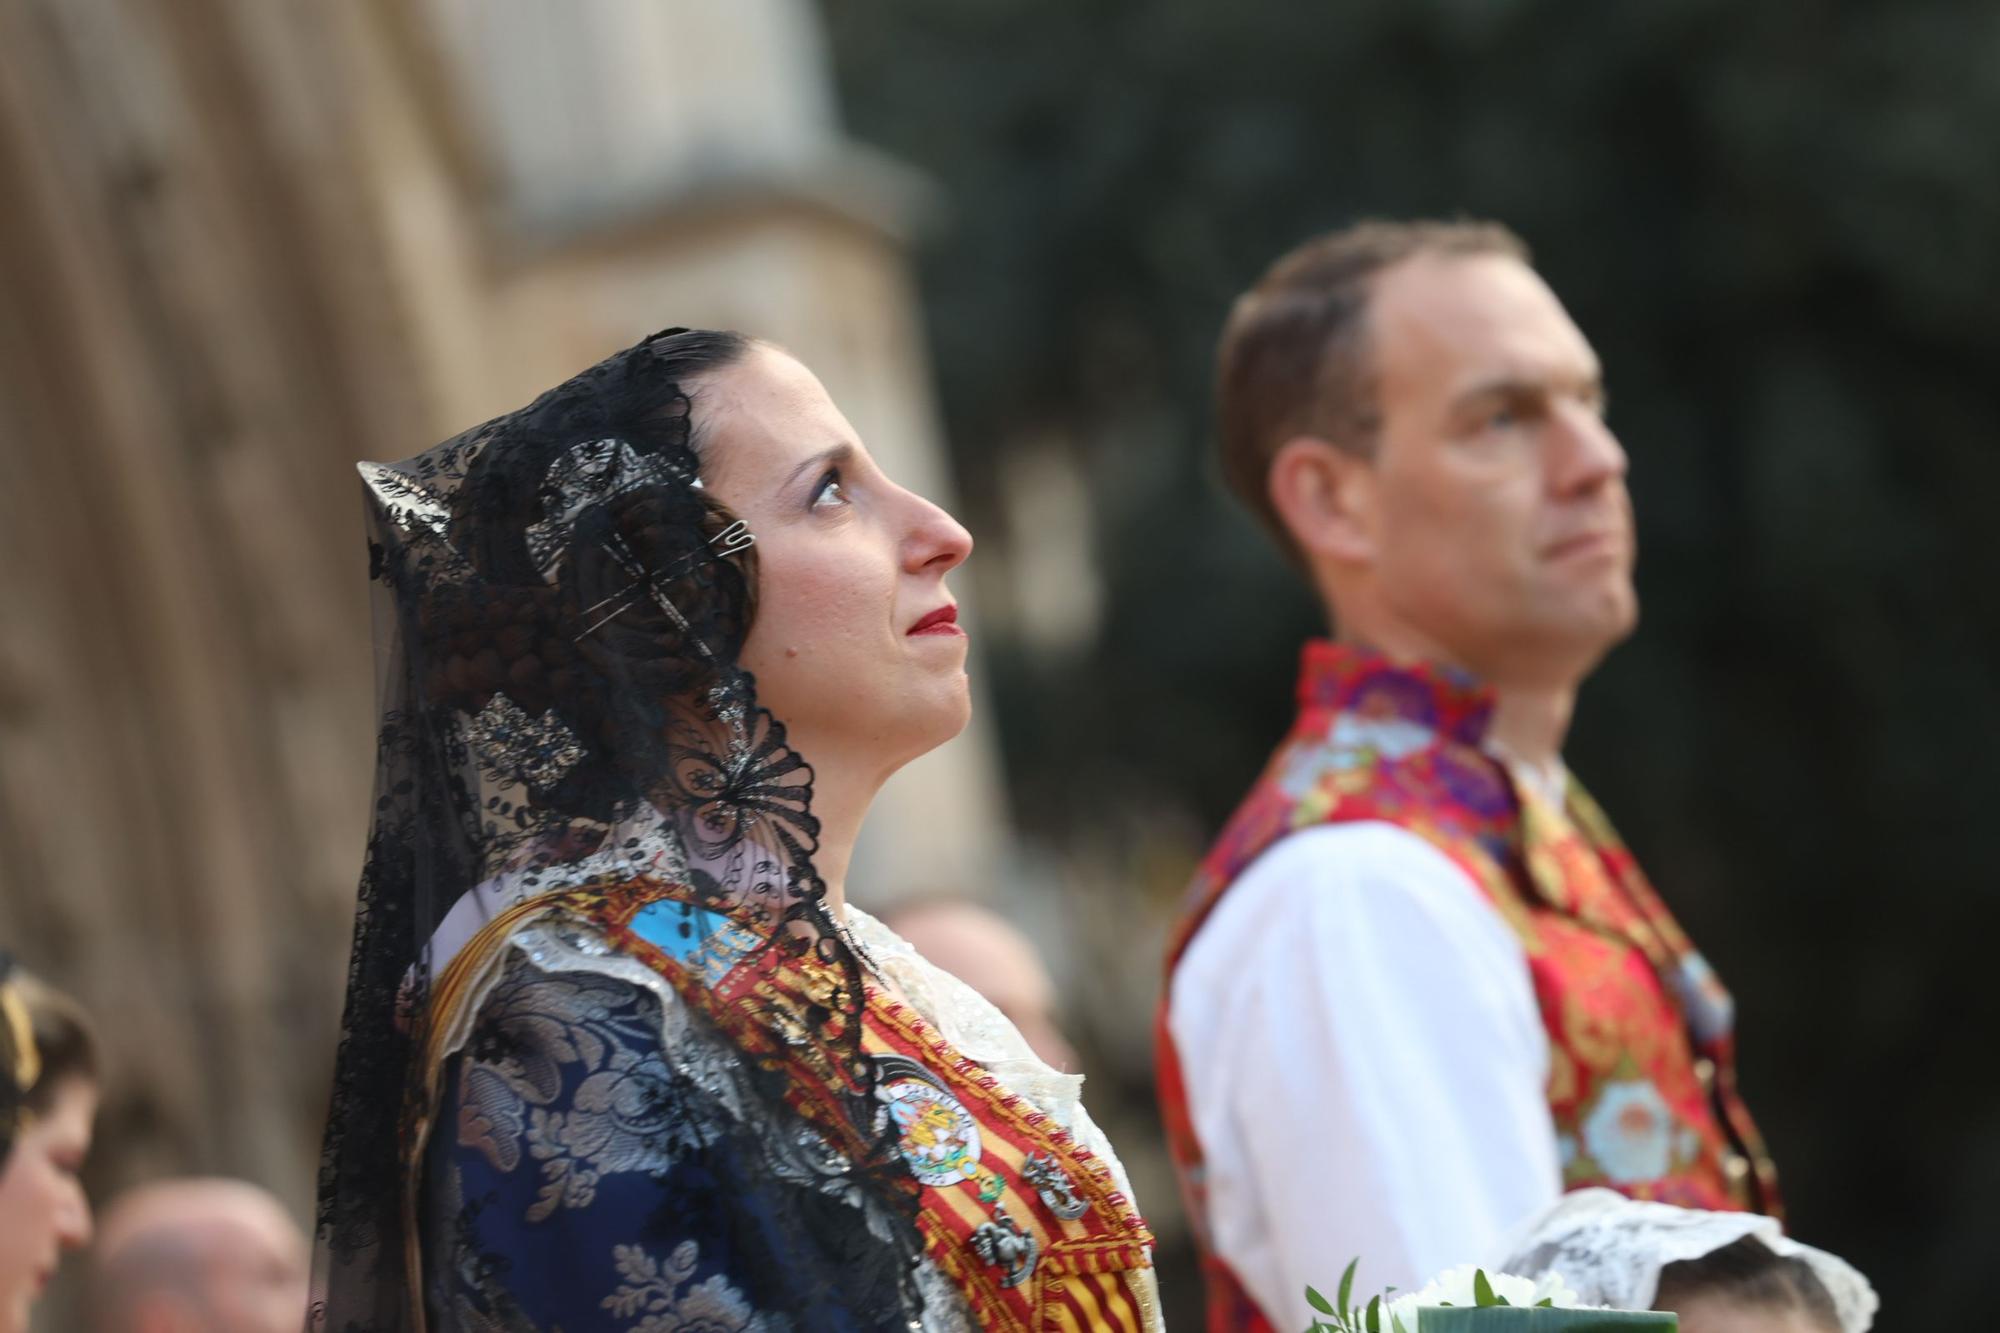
[1167,822,1561,1328]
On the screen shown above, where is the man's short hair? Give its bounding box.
[1215,218,1530,566]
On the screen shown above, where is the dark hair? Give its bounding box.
[422,328,761,821]
[1653,1236,1842,1329]
[1215,218,1529,567]
[16,969,98,1112]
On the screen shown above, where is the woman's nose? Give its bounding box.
[59,1187,93,1249]
[904,490,973,575]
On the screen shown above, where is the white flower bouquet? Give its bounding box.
[1307,1260,1676,1332]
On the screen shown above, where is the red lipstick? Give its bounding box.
[907,604,963,636]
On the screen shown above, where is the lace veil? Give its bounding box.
[1495,1188,1877,1331]
[309,328,914,1330]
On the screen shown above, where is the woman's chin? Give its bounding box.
[924,688,974,745]
[894,687,973,764]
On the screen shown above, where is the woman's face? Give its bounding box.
[700,345,974,780]
[0,1077,96,1333]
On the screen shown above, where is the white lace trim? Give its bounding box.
[1494,1188,1877,1331]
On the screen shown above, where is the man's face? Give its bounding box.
[1360,252,1636,684]
[95,1182,309,1333]
[196,1198,309,1333]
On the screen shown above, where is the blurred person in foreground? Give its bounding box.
[1156,220,1781,1330]
[881,896,1080,1071]
[1499,1188,1875,1332]
[0,954,98,1333]
[91,1178,309,1333]
[312,330,1160,1331]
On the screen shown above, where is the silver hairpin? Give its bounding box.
[574,581,645,641]
[709,520,756,556]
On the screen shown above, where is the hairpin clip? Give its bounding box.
[710,520,755,557]
[1,981,40,1093]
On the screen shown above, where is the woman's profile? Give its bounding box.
[310,329,1160,1331]
[0,954,98,1333]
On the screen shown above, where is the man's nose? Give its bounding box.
[1551,403,1628,495]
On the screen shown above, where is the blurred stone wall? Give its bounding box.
[0,5,1007,1326]
[0,0,416,1210]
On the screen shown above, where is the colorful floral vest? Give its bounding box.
[1155,643,1780,1332]
[421,877,1158,1332]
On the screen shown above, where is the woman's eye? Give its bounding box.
[811,470,850,511]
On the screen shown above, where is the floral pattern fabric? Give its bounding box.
[423,949,963,1332]
[421,896,1162,1333]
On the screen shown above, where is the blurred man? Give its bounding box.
[92,1178,308,1333]
[883,897,1079,1071]
[1156,221,1781,1331]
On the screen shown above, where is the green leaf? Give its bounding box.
[1535,1298,1554,1307]
[1338,1258,1359,1315]
[1364,1294,1382,1333]
[1307,1286,1336,1316]
[1472,1269,1506,1307]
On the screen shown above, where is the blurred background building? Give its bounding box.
[0,0,1010,1324]
[3,0,1996,1326]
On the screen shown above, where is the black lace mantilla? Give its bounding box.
[311,329,920,1331]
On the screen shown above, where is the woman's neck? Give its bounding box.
[788,744,888,924]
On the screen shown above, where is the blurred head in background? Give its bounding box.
[1654,1236,1845,1333]
[1500,1189,1869,1333]
[91,1178,309,1333]
[883,898,1078,1071]
[1218,219,1636,693]
[0,965,99,1333]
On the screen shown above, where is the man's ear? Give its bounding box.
[1268,436,1376,565]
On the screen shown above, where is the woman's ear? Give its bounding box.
[1268,436,1376,566]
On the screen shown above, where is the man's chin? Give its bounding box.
[1604,582,1640,638]
[1517,588,1636,675]
[1558,569,1637,633]
[1573,594,1639,664]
